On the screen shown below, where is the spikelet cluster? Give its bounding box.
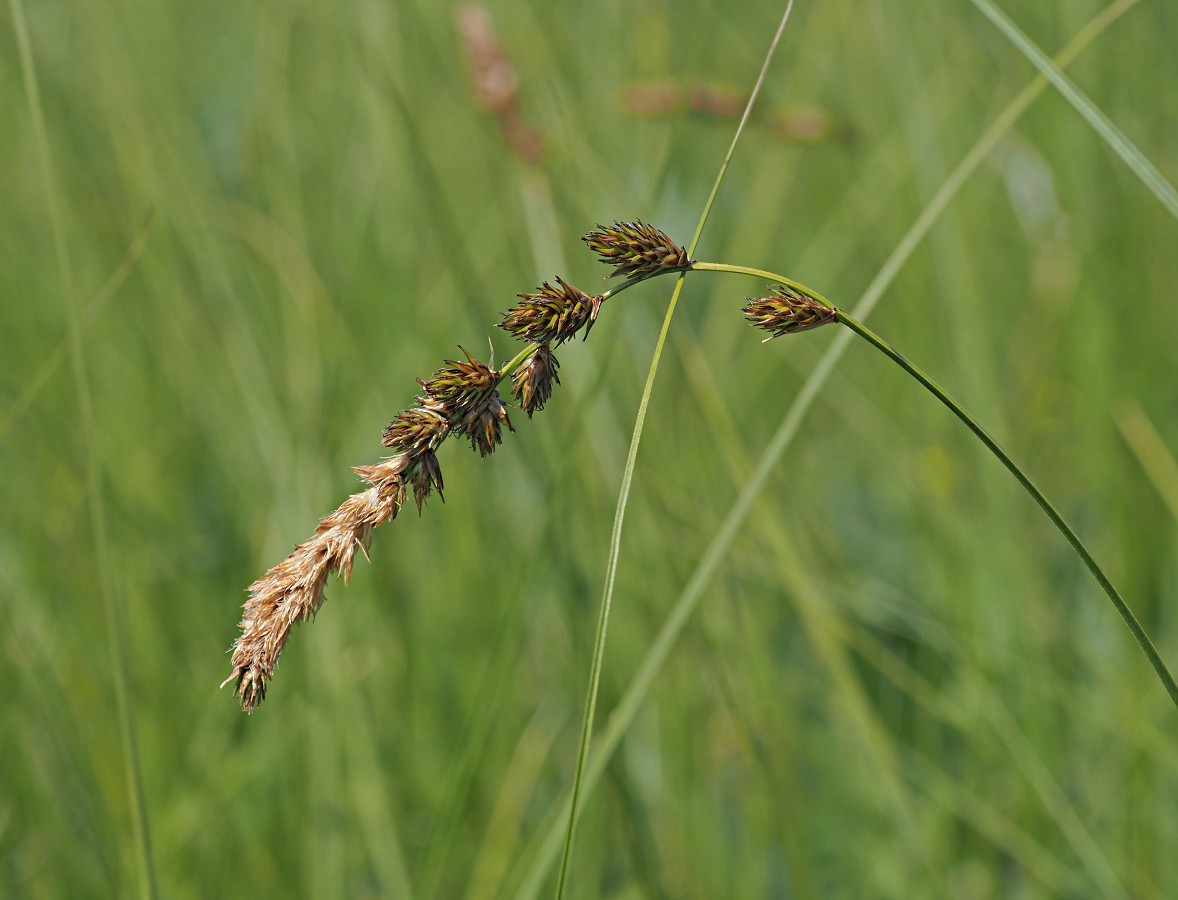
[226,218,721,712]
[224,348,511,711]
[382,408,449,511]
[414,347,514,457]
[497,275,607,419]
[582,220,693,280]
[742,285,837,340]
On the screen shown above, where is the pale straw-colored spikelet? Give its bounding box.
[222,455,409,712]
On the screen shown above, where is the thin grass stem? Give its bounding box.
[551,4,796,896]
[0,213,154,442]
[835,309,1178,712]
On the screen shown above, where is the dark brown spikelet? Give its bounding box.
[742,285,838,341]
[582,220,693,280]
[405,450,444,512]
[465,396,514,457]
[418,347,514,456]
[512,343,561,417]
[499,277,603,346]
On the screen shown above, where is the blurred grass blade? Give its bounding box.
[0,213,153,443]
[8,0,158,896]
[967,0,1178,221]
[1116,400,1178,522]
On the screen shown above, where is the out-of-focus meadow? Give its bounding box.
[3,1,1178,897]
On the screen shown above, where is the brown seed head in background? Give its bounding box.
[455,4,545,166]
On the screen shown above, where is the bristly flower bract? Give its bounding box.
[742,284,837,340]
[499,277,603,346]
[512,343,561,417]
[582,220,693,280]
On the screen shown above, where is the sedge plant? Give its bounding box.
[219,9,1178,899]
[221,215,1178,891]
[222,218,1178,716]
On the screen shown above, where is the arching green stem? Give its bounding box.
[691,259,1178,712]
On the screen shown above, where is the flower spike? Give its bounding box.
[500,278,603,346]
[742,284,837,340]
[582,220,693,280]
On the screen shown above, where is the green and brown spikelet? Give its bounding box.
[382,408,449,511]
[499,278,603,346]
[512,343,561,417]
[382,407,450,456]
[582,220,693,280]
[743,284,837,340]
[415,347,514,457]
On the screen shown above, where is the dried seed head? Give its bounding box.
[512,343,561,417]
[382,407,451,455]
[743,285,837,340]
[582,220,693,280]
[499,277,603,345]
[223,456,410,711]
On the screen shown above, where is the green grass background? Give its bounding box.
[3,0,1178,897]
